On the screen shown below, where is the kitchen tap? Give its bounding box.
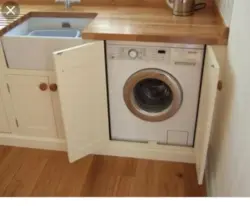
[56,0,73,9]
[64,0,71,9]
[56,0,81,9]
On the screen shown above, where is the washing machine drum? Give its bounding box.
[123,68,183,122]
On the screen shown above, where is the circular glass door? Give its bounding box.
[123,68,183,122]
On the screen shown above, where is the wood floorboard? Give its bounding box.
[0,146,11,163]
[0,146,206,197]
[54,155,93,197]
[30,151,72,196]
[2,149,49,196]
[0,147,30,195]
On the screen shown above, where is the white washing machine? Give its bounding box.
[106,41,205,146]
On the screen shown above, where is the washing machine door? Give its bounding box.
[123,68,183,122]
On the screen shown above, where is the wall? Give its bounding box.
[215,0,234,25]
[207,0,250,196]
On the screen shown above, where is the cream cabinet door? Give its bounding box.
[53,41,109,163]
[5,75,57,138]
[0,93,10,133]
[49,74,65,139]
[195,46,221,185]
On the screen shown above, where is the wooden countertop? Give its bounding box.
[0,4,229,45]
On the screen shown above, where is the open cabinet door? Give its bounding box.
[53,41,109,163]
[194,46,221,185]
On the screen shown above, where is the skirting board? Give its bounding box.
[98,141,196,164]
[0,133,67,152]
[0,134,195,164]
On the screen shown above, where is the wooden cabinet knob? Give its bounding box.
[217,80,223,91]
[39,83,48,91]
[49,83,58,92]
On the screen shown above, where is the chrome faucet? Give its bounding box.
[56,0,80,10]
[64,0,71,9]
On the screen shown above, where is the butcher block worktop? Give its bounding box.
[0,4,229,44]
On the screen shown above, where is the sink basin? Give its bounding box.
[1,15,96,70]
[4,16,94,37]
[28,29,81,38]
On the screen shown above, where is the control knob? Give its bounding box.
[128,49,138,59]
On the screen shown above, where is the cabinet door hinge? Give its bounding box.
[6,83,10,93]
[15,119,19,127]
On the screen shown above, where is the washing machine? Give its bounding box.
[106,41,205,146]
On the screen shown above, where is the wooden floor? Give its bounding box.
[0,146,205,197]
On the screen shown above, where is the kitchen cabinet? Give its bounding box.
[5,75,58,138]
[0,92,10,133]
[0,38,221,185]
[54,42,220,185]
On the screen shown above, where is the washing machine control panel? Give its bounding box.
[107,45,170,62]
[107,45,204,65]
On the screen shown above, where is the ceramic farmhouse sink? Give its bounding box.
[1,15,95,70]
[28,29,81,38]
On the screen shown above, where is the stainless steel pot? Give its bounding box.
[166,0,207,16]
